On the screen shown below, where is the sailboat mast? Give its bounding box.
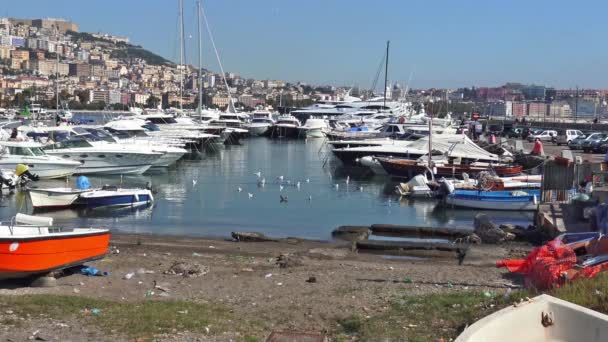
[197,0,203,119]
[178,0,185,112]
[383,40,390,109]
[55,26,59,116]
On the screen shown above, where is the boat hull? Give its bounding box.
[268,126,300,139]
[0,162,79,179]
[248,124,272,136]
[75,164,152,175]
[28,188,90,209]
[0,231,110,279]
[78,190,153,208]
[377,158,523,179]
[445,190,539,211]
[298,128,326,138]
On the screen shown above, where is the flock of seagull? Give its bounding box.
[204,171,363,204]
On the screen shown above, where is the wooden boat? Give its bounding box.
[456,294,608,341]
[28,187,95,209]
[0,214,110,279]
[445,189,540,211]
[376,157,523,179]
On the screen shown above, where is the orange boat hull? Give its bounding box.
[0,232,110,278]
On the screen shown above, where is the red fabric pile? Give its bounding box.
[497,239,577,289]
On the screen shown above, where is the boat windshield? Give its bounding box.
[5,146,46,156]
[43,138,93,150]
[252,118,272,123]
[83,128,116,142]
[147,117,178,124]
[142,123,160,132]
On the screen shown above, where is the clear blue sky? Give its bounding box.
[5,0,608,89]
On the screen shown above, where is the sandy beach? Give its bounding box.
[0,232,530,341]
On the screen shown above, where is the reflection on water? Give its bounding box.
[0,136,533,240]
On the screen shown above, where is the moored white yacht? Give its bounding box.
[297,118,330,138]
[267,115,301,138]
[0,141,81,179]
[247,110,275,136]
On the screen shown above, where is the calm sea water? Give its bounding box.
[0,112,534,240]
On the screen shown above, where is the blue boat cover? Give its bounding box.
[77,176,91,190]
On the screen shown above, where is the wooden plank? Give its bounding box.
[370,224,471,238]
[356,240,468,252]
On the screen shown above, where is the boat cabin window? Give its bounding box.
[104,127,131,139]
[83,128,116,142]
[252,118,272,123]
[142,123,160,132]
[43,138,93,150]
[147,117,177,124]
[5,146,46,156]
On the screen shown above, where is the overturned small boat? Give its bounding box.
[456,295,608,342]
[0,214,110,279]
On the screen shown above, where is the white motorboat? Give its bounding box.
[456,295,608,342]
[28,187,94,209]
[247,110,275,136]
[268,115,301,138]
[0,141,81,179]
[41,138,161,175]
[297,118,329,138]
[82,126,187,168]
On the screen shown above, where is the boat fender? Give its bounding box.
[533,194,537,205]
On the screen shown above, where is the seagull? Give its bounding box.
[258,178,266,187]
[307,195,312,201]
[192,179,197,187]
[237,187,243,192]
[277,175,284,182]
[359,186,364,192]
[279,185,284,191]
[296,181,301,189]
[286,180,291,185]
[280,195,288,203]
[346,176,350,185]
[248,193,254,199]
[335,184,339,190]
[254,171,262,178]
[306,178,310,183]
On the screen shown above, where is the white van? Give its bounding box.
[527,130,557,142]
[555,129,584,145]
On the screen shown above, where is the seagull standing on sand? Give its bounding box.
[248,193,254,199]
[277,175,284,182]
[254,171,262,178]
[296,181,301,190]
[307,195,312,201]
[192,179,197,187]
[237,187,243,192]
[279,185,284,191]
[306,178,310,183]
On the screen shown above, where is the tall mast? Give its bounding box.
[178,0,186,112]
[55,26,59,115]
[197,0,203,119]
[383,40,390,109]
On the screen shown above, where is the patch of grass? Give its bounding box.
[335,290,530,341]
[242,336,260,342]
[550,272,608,313]
[0,295,234,339]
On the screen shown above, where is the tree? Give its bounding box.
[74,89,89,104]
[146,96,160,108]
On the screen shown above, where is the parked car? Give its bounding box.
[487,124,503,136]
[580,132,608,153]
[527,130,557,142]
[592,136,608,153]
[569,133,592,150]
[505,127,524,138]
[554,129,584,146]
[523,128,543,140]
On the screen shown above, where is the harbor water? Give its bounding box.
[1,112,535,240]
